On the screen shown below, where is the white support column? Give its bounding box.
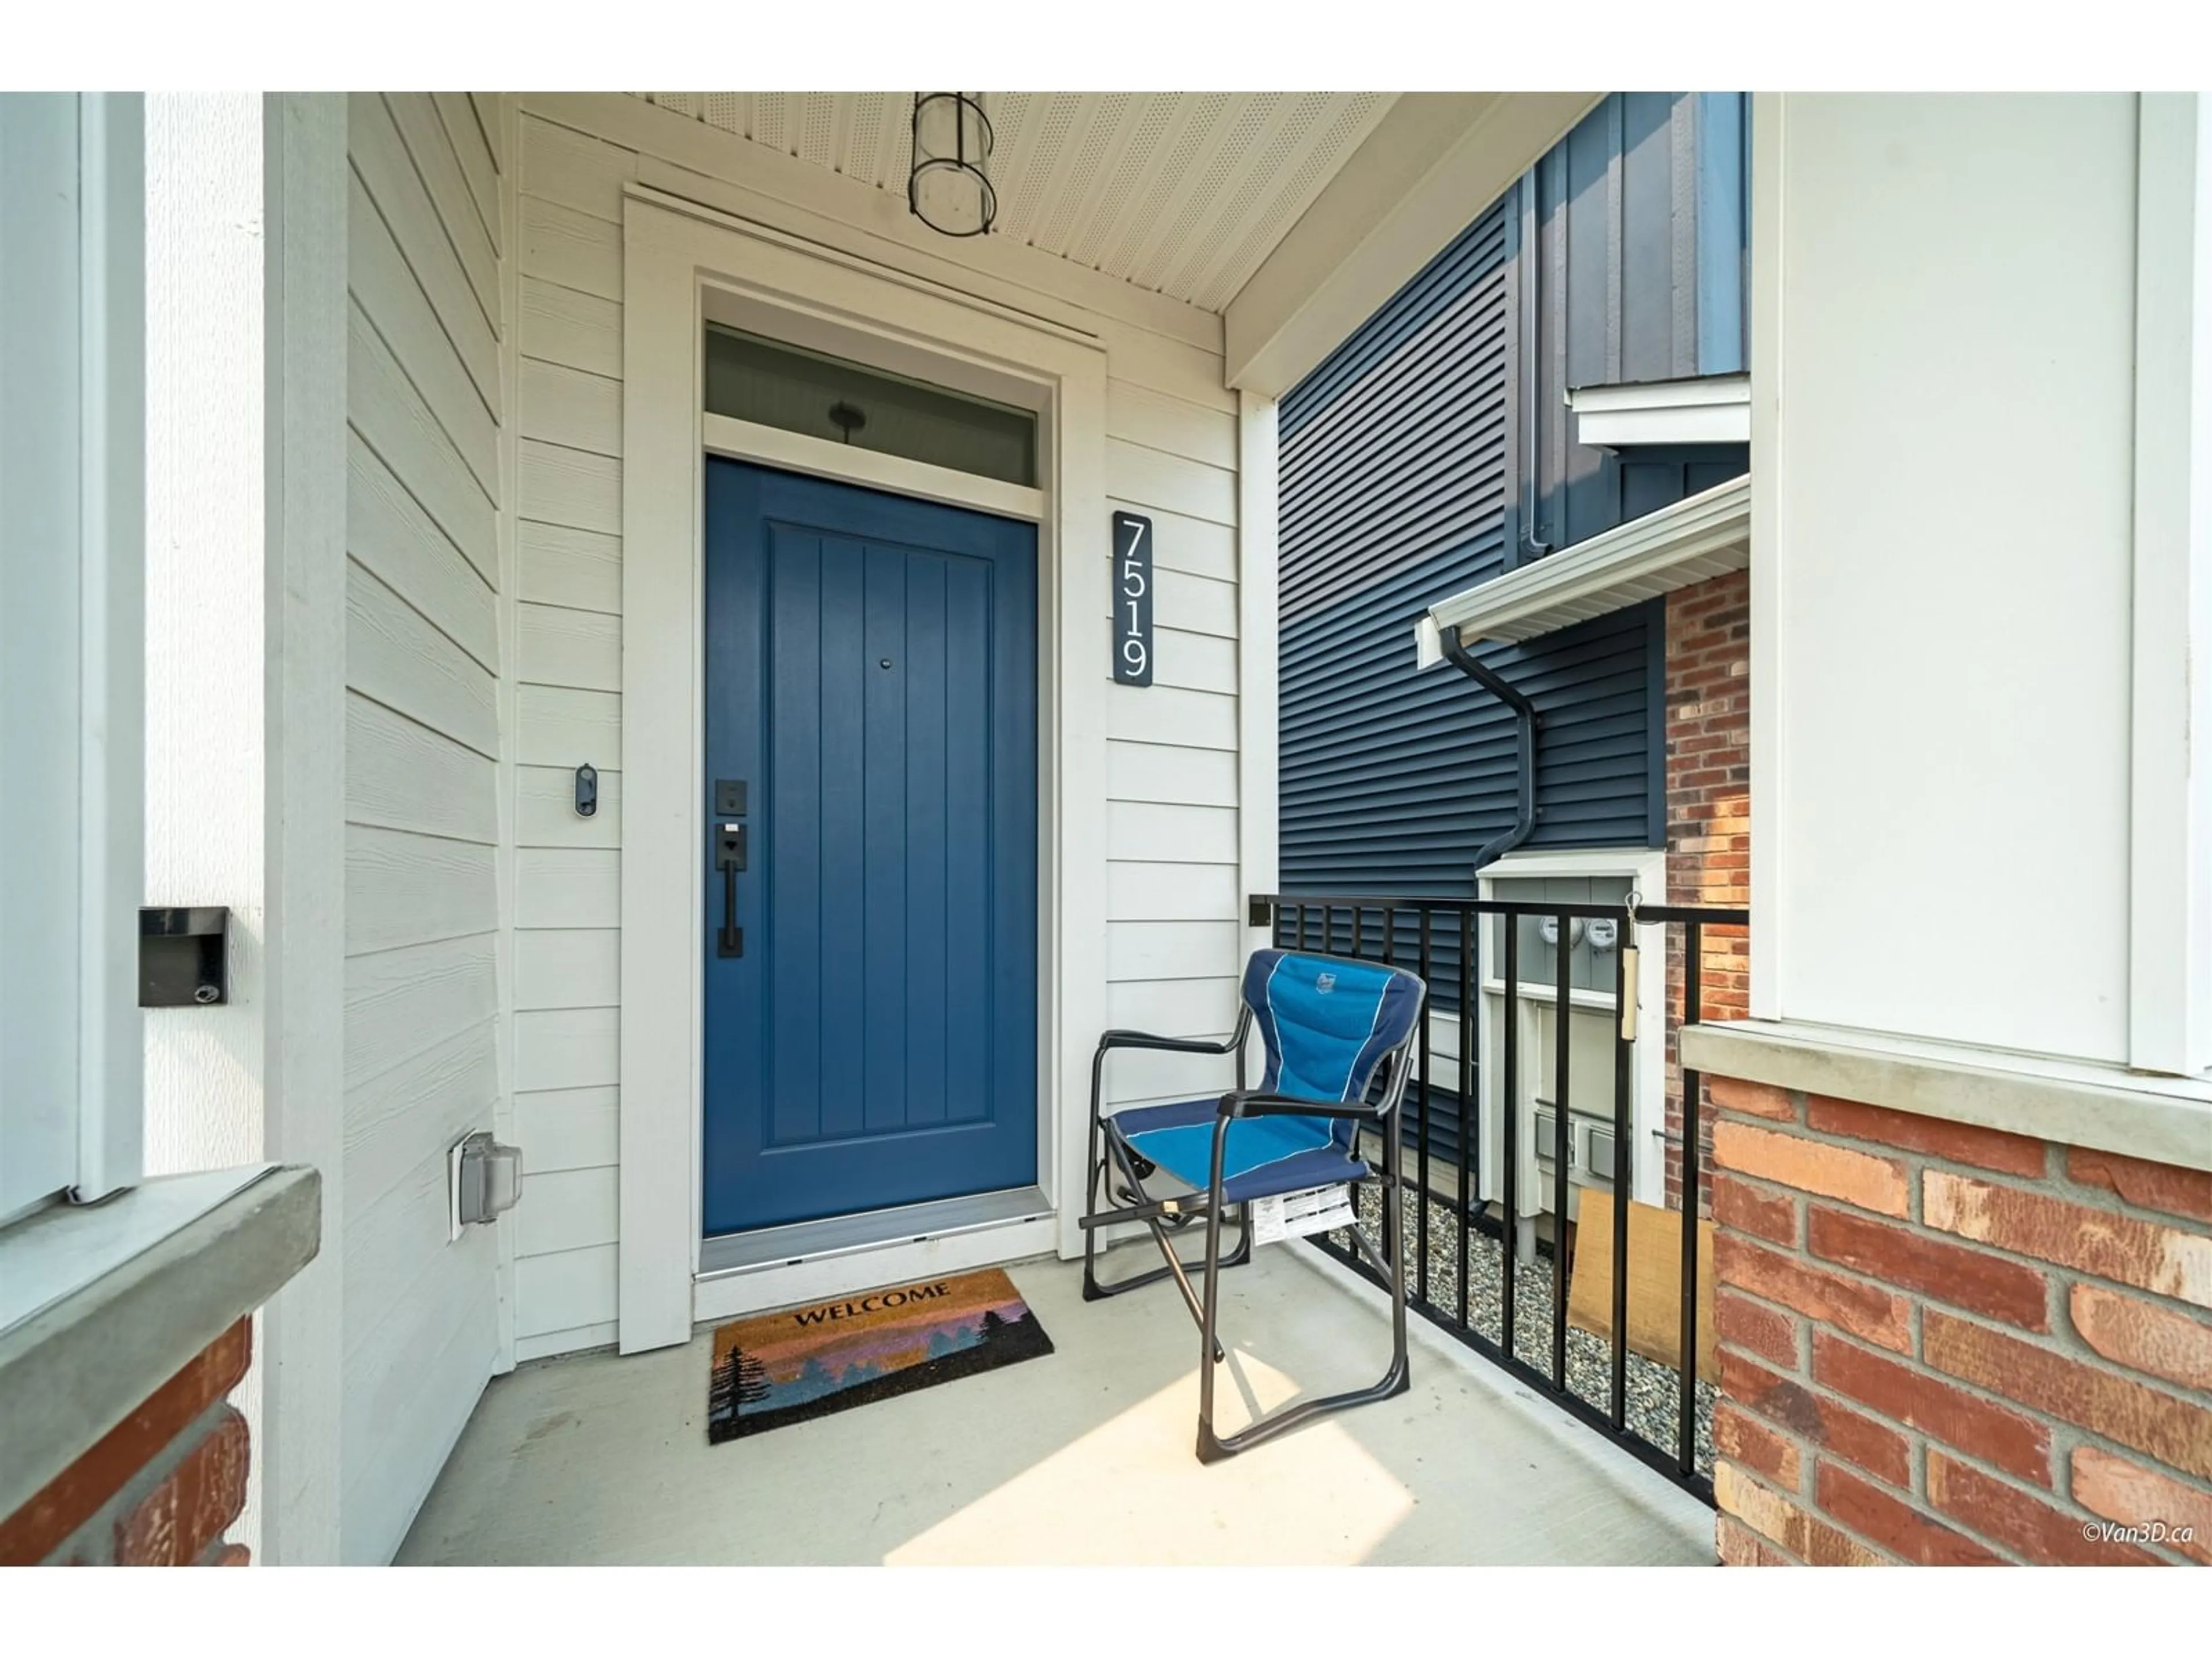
[1236,392,1282,944]
[1746,94,1785,1023]
[2127,93,2212,1078]
[256,90,349,1565]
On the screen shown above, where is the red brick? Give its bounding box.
[1715,1460,1885,1566]
[1806,1205,2049,1330]
[1706,1077,1795,1122]
[2071,1446,2212,1565]
[1713,1173,1797,1245]
[1924,1449,2159,1566]
[1714,1289,1801,1369]
[1923,1171,2212,1309]
[2069,1282,2212,1391]
[1810,1330,2052,1486]
[1923,1309,2212,1480]
[1714,1122,1909,1217]
[2066,1147,2212,1224]
[1816,1461,2003,1566]
[0,1321,251,1567]
[113,1408,249,1567]
[1803,1095,2048,1177]
[1722,1349,1912,1488]
[1715,1400,1803,1491]
[1716,1513,1793,1566]
[1714,1233,1912,1353]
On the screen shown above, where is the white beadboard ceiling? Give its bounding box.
[632,92,1396,314]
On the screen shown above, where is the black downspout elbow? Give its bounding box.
[1438,622,1540,874]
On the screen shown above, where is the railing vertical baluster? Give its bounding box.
[1609,913,1633,1430]
[1416,908,1432,1310]
[1551,910,1574,1391]
[1679,920,1704,1478]
[1672,925,1707,1478]
[1458,904,1475,1331]
[1501,914,1519,1359]
[1255,892,1741,1504]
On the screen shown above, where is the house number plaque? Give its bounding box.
[1111,510,1153,687]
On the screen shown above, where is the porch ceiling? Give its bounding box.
[631,92,1396,312]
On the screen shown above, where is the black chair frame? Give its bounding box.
[1078,957,1422,1463]
[1081,1008,1258,1362]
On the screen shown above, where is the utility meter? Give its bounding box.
[1537,915,1586,949]
[1587,918,1619,952]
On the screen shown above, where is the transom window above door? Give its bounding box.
[703,325,1038,488]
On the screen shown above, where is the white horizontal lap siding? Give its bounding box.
[342,92,507,1563]
[507,111,635,1355]
[1101,382,1244,1112]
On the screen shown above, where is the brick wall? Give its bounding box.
[1663,571,1751,1213]
[0,1320,254,1566]
[1703,1076,2212,1566]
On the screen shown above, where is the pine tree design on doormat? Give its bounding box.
[706,1267,1054,1444]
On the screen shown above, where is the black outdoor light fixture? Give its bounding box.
[909,93,995,237]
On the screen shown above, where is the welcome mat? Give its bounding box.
[706,1267,1054,1444]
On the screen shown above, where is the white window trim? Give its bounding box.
[701,411,1044,524]
[1567,372,1751,449]
[0,93,145,1217]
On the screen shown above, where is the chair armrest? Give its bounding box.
[1095,1028,1240,1057]
[1217,1090,1384,1122]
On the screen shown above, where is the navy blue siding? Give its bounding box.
[1279,93,1751,912]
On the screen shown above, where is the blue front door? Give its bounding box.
[702,460,1039,1234]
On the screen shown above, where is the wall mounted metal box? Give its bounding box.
[138,907,229,1007]
[448,1131,524,1238]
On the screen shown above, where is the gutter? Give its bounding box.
[1437,623,1540,873]
[1415,472,1750,662]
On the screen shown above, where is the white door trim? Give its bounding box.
[618,188,1109,1354]
[700,411,1046,524]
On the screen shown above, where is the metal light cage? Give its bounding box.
[908,92,996,237]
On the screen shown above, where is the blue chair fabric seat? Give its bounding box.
[1112,1096,1368,1206]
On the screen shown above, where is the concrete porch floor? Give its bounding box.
[399,1242,1715,1566]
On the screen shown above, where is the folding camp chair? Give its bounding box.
[1079,948,1426,1462]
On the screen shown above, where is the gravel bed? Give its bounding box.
[1340,1179,1715,1476]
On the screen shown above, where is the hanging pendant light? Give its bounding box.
[908,93,995,237]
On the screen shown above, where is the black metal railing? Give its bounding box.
[1250,892,1750,1503]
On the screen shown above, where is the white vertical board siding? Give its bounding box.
[342,92,507,1562]
[142,88,270,1558]
[1753,95,2140,1063]
[506,95,1246,1357]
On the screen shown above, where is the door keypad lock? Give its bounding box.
[713,780,748,959]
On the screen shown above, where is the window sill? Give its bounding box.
[0,1165,321,1521]
[1680,1020,2212,1173]
[1566,372,1751,448]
